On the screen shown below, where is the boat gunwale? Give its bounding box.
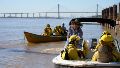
[24,31,67,43]
[52,55,120,67]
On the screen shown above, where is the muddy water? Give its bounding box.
[0,18,103,68]
[0,41,65,68]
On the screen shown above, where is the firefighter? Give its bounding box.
[92,34,120,62]
[43,24,52,36]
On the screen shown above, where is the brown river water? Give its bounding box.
[0,18,106,68]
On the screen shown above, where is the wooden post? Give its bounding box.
[119,3,120,14]
[109,7,113,19]
[102,9,104,18]
[113,4,117,20]
[102,9,105,18]
[106,8,109,19]
[105,8,108,19]
[117,3,120,21]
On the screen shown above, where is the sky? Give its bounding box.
[0,0,120,17]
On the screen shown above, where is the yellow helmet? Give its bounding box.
[57,25,61,28]
[100,35,113,42]
[69,35,80,42]
[102,31,110,35]
[47,24,50,27]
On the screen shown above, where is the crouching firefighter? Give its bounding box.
[61,35,84,60]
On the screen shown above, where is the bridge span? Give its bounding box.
[0,11,101,18]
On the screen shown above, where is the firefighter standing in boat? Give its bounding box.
[43,24,52,36]
[64,18,83,49]
[62,23,67,36]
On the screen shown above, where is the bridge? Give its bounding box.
[0,11,101,18]
[0,4,101,18]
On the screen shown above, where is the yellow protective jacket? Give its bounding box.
[92,42,120,62]
[61,41,89,60]
[53,26,64,36]
[61,44,80,60]
[112,47,120,61]
[67,44,80,60]
[82,40,89,56]
[43,27,52,36]
[92,51,117,62]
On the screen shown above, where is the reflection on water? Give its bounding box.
[26,41,66,54]
[0,18,103,68]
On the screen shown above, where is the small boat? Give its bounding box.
[52,55,120,68]
[24,32,67,43]
[52,38,120,68]
[52,18,118,68]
